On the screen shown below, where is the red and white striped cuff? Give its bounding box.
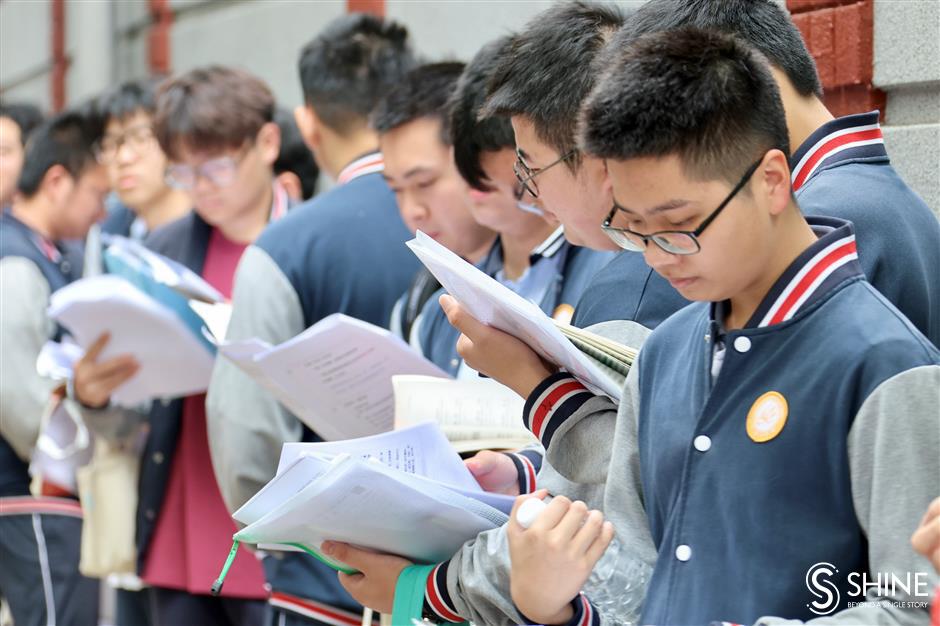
[424,561,464,623]
[269,591,376,626]
[506,451,539,494]
[0,496,83,518]
[523,373,593,449]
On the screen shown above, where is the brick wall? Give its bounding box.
[788,0,886,119]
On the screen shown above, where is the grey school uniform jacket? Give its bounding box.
[425,113,940,625]
[206,154,420,620]
[0,211,83,497]
[425,216,940,625]
[524,218,939,626]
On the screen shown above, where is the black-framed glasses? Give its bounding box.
[94,124,157,164]
[602,157,763,255]
[513,148,576,199]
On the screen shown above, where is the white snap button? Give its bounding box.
[733,336,752,353]
[450,358,459,367]
[693,435,712,452]
[152,452,164,464]
[675,544,692,562]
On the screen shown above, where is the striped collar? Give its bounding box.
[790,111,886,192]
[2,210,62,262]
[529,225,566,264]
[336,152,384,185]
[743,217,862,328]
[269,181,290,222]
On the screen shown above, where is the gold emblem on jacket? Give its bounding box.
[746,391,789,443]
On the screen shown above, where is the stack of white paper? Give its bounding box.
[48,274,215,406]
[233,424,512,570]
[393,375,536,453]
[406,231,622,399]
[219,314,451,441]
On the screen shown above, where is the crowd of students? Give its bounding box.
[1,1,938,625]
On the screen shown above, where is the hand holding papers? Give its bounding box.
[48,274,215,406]
[407,231,623,399]
[231,424,512,573]
[218,314,450,441]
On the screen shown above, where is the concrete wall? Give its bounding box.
[873,0,940,217]
[0,0,53,111]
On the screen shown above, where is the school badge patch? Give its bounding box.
[746,391,789,443]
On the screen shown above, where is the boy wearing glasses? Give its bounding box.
[581,0,940,346]
[95,79,191,241]
[0,109,106,626]
[317,5,684,624]
[72,66,285,626]
[489,28,938,626]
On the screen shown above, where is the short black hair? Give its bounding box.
[17,109,104,198]
[299,13,417,135]
[274,107,319,201]
[370,62,466,144]
[97,77,164,123]
[0,102,44,146]
[581,27,790,183]
[616,0,821,98]
[448,36,517,191]
[482,1,624,168]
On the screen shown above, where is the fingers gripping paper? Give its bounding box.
[406,231,622,400]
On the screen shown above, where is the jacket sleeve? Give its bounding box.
[0,258,58,459]
[749,365,940,626]
[439,321,658,626]
[206,245,306,513]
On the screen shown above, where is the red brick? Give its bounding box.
[791,11,812,44]
[810,8,837,89]
[833,1,873,85]
[788,0,853,14]
[823,85,885,118]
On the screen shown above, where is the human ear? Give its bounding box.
[276,171,304,203]
[294,105,319,152]
[257,122,281,166]
[757,149,792,217]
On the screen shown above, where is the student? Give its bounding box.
[409,43,614,380]
[373,61,497,347]
[273,106,319,203]
[95,78,191,240]
[205,14,419,626]
[317,5,685,624]
[579,0,940,344]
[0,102,44,210]
[485,28,939,625]
[0,109,106,626]
[73,66,286,626]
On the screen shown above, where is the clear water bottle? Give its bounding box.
[516,498,650,626]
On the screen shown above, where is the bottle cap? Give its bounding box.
[516,498,548,529]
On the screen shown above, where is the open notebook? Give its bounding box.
[232,423,512,573]
[393,375,536,454]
